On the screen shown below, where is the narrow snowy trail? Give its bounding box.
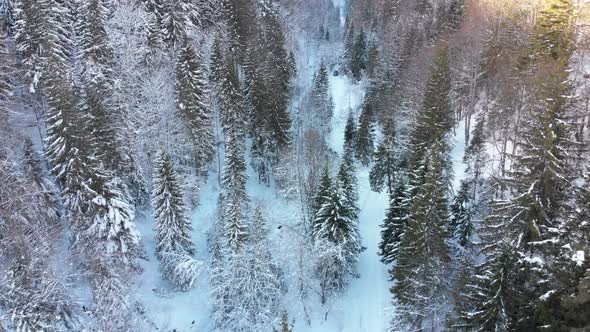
[325,75,391,331]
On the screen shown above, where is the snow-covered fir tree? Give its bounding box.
[152,150,194,257]
[370,130,396,193]
[313,176,363,302]
[392,143,452,330]
[175,40,214,175]
[379,183,410,264]
[355,95,375,166]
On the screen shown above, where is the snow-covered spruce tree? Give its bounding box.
[367,38,379,78]
[462,2,579,327]
[456,243,533,331]
[43,53,89,214]
[336,157,359,219]
[175,40,213,175]
[152,150,194,258]
[350,28,367,81]
[80,88,123,171]
[246,2,292,170]
[309,59,333,127]
[449,181,474,248]
[235,205,283,330]
[0,0,15,31]
[311,169,332,222]
[217,59,247,244]
[343,109,357,159]
[218,51,248,251]
[77,168,143,267]
[355,96,374,166]
[370,131,396,193]
[13,0,72,88]
[220,54,246,138]
[160,0,196,48]
[222,0,256,61]
[392,142,451,330]
[408,42,453,168]
[209,35,223,88]
[221,130,249,252]
[76,0,114,92]
[379,183,410,264]
[313,180,363,302]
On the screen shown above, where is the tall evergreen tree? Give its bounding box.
[379,183,410,264]
[220,57,249,251]
[350,29,367,81]
[175,40,214,175]
[309,59,333,126]
[392,143,451,330]
[14,0,72,88]
[370,132,396,193]
[247,2,292,166]
[76,0,113,92]
[313,181,363,286]
[355,98,374,166]
[343,109,357,159]
[160,0,196,48]
[222,0,256,61]
[312,169,332,222]
[152,151,194,258]
[409,43,452,165]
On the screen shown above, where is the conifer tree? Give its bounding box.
[351,29,367,81]
[14,0,72,88]
[220,61,249,254]
[313,181,363,284]
[450,181,474,247]
[0,0,15,31]
[78,169,143,267]
[367,39,379,77]
[160,0,196,48]
[222,0,256,60]
[343,19,354,73]
[309,59,333,126]
[76,0,114,92]
[392,143,451,330]
[409,43,452,165]
[152,151,194,258]
[312,169,332,222]
[43,53,87,212]
[175,40,214,175]
[336,158,359,219]
[80,89,122,171]
[370,133,396,193]
[355,98,374,166]
[379,183,409,264]
[343,110,357,158]
[209,36,223,86]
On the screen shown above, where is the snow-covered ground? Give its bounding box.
[296,75,391,332]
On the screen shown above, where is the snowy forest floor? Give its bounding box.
[133,73,394,332]
[133,33,468,332]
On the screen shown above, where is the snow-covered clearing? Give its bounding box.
[297,75,391,332]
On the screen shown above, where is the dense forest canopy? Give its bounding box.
[0,0,589,331]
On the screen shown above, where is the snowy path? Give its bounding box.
[310,75,391,331]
